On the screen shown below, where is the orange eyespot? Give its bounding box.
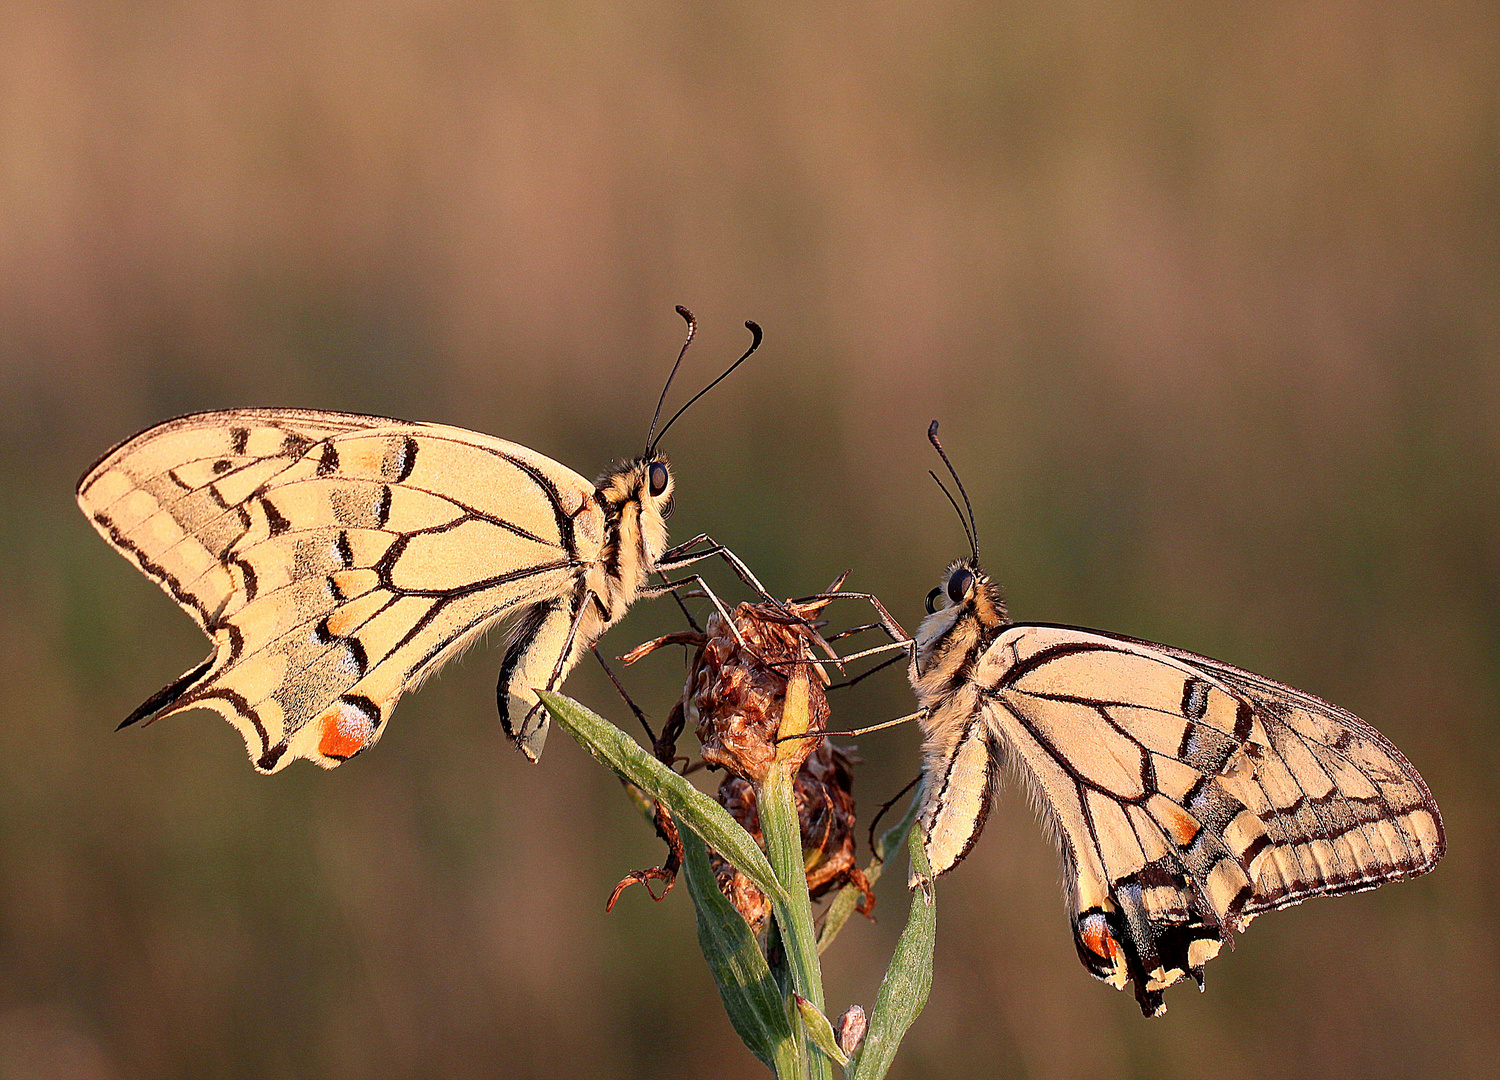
[317,703,373,760]
[1080,914,1122,961]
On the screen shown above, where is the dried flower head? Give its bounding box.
[685,599,835,783]
[618,582,876,924]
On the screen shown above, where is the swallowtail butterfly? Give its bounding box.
[909,422,1444,1015]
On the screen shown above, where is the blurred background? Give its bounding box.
[2,1,1496,1077]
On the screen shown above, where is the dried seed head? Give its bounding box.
[709,774,772,931]
[795,742,868,901]
[713,850,773,931]
[687,600,833,783]
[623,581,878,928]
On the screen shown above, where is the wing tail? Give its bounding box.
[119,656,216,730]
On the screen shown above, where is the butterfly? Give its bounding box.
[76,308,767,771]
[907,422,1445,1015]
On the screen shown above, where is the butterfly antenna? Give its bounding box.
[928,420,979,560]
[928,470,976,560]
[649,320,762,453]
[644,306,698,455]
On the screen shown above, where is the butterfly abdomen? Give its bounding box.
[913,693,1002,879]
[499,455,675,760]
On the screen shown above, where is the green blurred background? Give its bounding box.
[2,2,1496,1077]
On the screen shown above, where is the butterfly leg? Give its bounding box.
[656,534,779,607]
[659,537,886,659]
[836,709,927,738]
[776,708,927,744]
[592,644,658,746]
[774,590,917,679]
[591,647,688,909]
[789,589,911,648]
[639,573,761,656]
[656,544,911,677]
[828,650,907,691]
[800,637,915,669]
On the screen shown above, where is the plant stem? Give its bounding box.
[847,826,935,1080]
[759,765,832,1080]
[678,820,801,1077]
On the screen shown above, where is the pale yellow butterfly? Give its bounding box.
[77,309,768,771]
[907,422,1444,1015]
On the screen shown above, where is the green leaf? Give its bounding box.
[679,821,800,1075]
[848,827,935,1080]
[793,995,850,1068]
[538,692,788,904]
[817,792,921,955]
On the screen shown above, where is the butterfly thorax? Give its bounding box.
[589,455,673,624]
[500,453,674,761]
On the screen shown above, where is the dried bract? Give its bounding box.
[711,741,874,930]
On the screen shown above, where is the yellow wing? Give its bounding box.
[924,623,1444,1015]
[78,409,604,772]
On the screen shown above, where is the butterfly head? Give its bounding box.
[915,424,1009,685]
[596,451,676,567]
[605,453,674,512]
[919,557,1007,641]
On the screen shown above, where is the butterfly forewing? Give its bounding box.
[78,409,603,772]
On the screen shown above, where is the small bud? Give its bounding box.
[836,1004,867,1057]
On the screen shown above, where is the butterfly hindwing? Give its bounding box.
[78,409,603,772]
[923,623,1444,1016]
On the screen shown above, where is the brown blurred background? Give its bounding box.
[2,1,1496,1077]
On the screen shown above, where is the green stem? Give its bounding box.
[759,765,831,1080]
[848,826,935,1080]
[678,821,801,1078]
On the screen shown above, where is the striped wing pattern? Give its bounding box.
[77,409,603,773]
[957,624,1443,1016]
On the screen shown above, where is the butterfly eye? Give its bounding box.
[947,567,974,604]
[925,587,944,615]
[648,461,670,497]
